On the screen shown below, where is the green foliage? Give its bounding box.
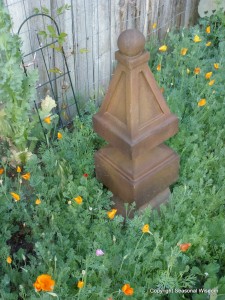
[56,4,71,16]
[1,8,225,300]
[33,6,50,15]
[0,3,38,151]
[33,4,71,16]
[35,6,69,53]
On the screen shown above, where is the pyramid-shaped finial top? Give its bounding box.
[93,29,178,158]
[117,29,145,57]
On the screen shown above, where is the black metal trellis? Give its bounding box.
[17,13,80,137]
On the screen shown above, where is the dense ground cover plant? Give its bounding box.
[1,7,225,300]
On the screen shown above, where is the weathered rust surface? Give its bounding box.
[93,29,179,214]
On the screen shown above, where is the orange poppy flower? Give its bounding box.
[6,256,12,264]
[107,209,117,219]
[0,168,4,175]
[160,87,165,93]
[17,166,21,173]
[77,280,84,288]
[194,67,200,74]
[74,196,83,204]
[10,192,20,201]
[178,243,191,252]
[142,224,150,233]
[198,99,206,107]
[33,274,55,292]
[208,80,215,86]
[214,63,219,69]
[57,132,63,139]
[206,26,210,34]
[43,116,51,124]
[122,283,134,296]
[180,48,188,56]
[35,199,41,205]
[205,72,212,79]
[22,172,30,180]
[157,64,161,71]
[206,41,211,47]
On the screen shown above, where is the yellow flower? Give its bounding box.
[142,224,150,233]
[107,209,117,219]
[180,48,188,56]
[43,116,51,124]
[186,68,190,74]
[194,67,201,75]
[156,64,161,71]
[206,41,211,47]
[198,99,206,107]
[77,280,84,288]
[206,26,210,34]
[10,192,20,201]
[35,198,41,205]
[208,79,215,86]
[122,284,134,296]
[17,166,21,173]
[159,45,167,52]
[6,256,12,264]
[205,72,212,79]
[74,196,83,205]
[152,23,157,29]
[22,172,30,180]
[193,35,201,42]
[0,168,4,175]
[33,274,55,292]
[57,132,63,140]
[214,63,219,69]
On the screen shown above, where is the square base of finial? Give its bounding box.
[95,144,179,210]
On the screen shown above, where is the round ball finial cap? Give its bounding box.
[117,29,145,57]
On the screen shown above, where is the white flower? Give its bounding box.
[82,270,86,275]
[41,95,56,113]
[11,148,33,166]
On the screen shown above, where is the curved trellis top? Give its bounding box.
[17,13,80,131]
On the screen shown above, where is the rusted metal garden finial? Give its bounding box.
[93,29,179,215]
